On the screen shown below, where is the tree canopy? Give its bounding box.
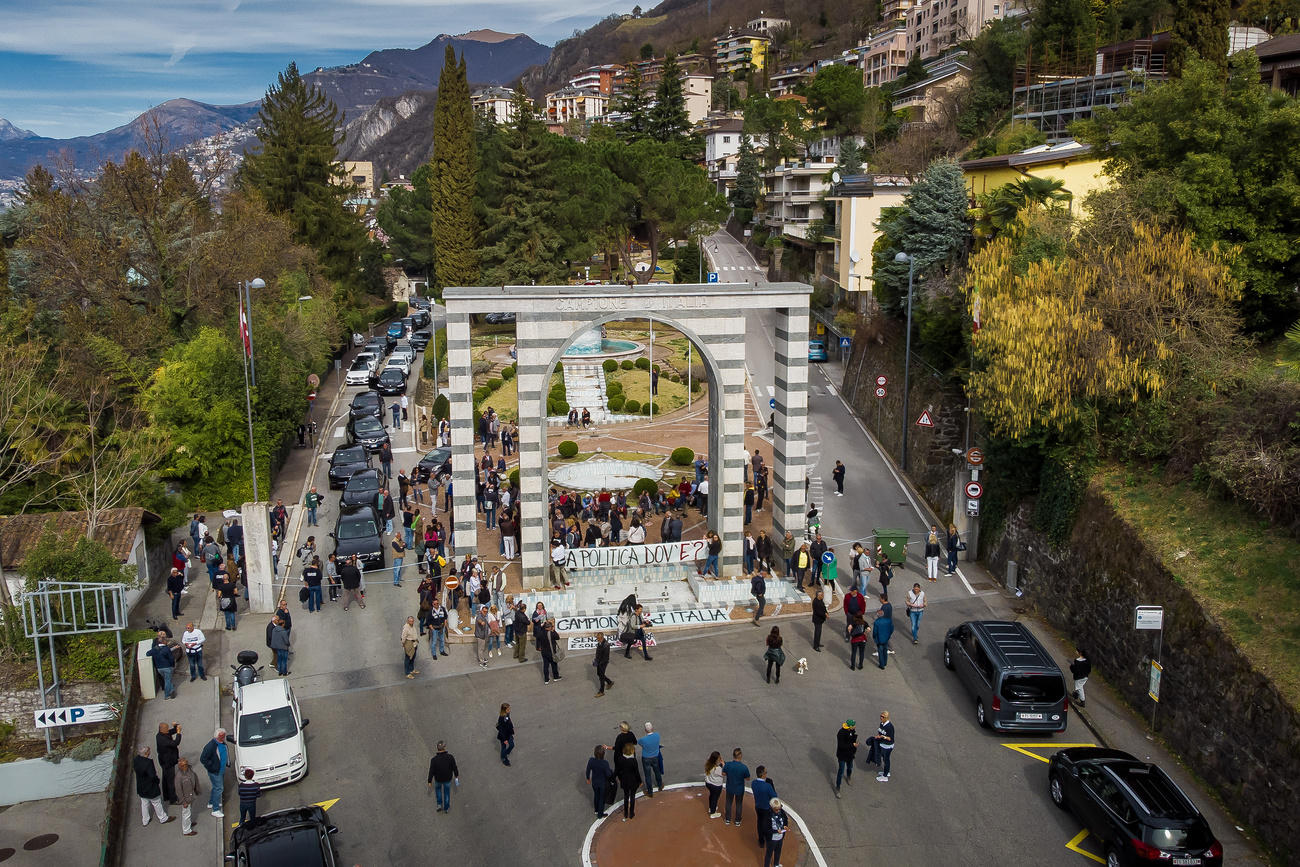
[430,47,479,290]
[802,64,868,137]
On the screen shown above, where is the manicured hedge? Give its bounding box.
[501,365,516,381]
[632,478,658,497]
[608,394,626,412]
[606,381,623,396]
[509,468,520,487]
[623,399,641,414]
[620,359,635,370]
[474,386,491,402]
[558,440,579,458]
[603,359,618,372]
[487,378,503,390]
[635,357,651,370]
[432,394,450,422]
[670,447,695,466]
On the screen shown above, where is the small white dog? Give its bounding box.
[794,657,809,675]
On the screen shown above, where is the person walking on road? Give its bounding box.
[237,768,261,825]
[832,459,845,496]
[199,729,229,818]
[905,584,927,645]
[849,615,868,670]
[1070,650,1092,707]
[538,619,562,683]
[174,758,200,836]
[167,567,185,620]
[866,711,896,781]
[623,605,653,661]
[638,722,663,796]
[593,633,614,697]
[133,746,171,827]
[766,799,789,867]
[615,742,642,821]
[402,616,420,678]
[764,626,785,684]
[835,719,858,796]
[811,589,827,651]
[924,525,941,582]
[497,703,515,766]
[872,608,894,669]
[751,569,766,625]
[181,624,206,681]
[752,766,778,851]
[585,746,613,818]
[946,523,961,575]
[704,751,725,818]
[156,722,182,803]
[304,486,321,527]
[340,555,365,610]
[722,748,750,826]
[426,741,460,813]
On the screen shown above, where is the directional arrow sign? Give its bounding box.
[33,703,120,729]
[916,410,934,427]
[965,481,983,499]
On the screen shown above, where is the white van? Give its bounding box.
[233,679,310,787]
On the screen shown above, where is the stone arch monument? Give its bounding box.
[442,283,811,588]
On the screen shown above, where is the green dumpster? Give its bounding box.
[873,528,910,569]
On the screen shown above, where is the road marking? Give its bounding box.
[1002,743,1096,764]
[391,447,417,454]
[766,385,775,397]
[233,797,340,828]
[333,426,345,438]
[1065,829,1106,864]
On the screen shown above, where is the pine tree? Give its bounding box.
[614,65,651,142]
[430,46,479,291]
[479,89,567,286]
[871,158,972,310]
[837,139,864,176]
[238,62,367,290]
[1169,0,1230,76]
[732,134,762,223]
[649,53,692,145]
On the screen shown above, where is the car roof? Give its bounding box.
[339,504,379,521]
[351,390,380,404]
[332,445,366,459]
[967,620,1058,669]
[1106,762,1197,820]
[238,678,292,713]
[230,805,331,852]
[345,467,380,483]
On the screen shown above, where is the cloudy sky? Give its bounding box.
[0,0,630,138]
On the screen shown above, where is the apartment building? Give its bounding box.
[471,86,517,124]
[891,53,972,124]
[769,64,815,96]
[762,159,837,241]
[860,27,911,88]
[342,161,374,196]
[716,30,771,76]
[703,115,746,196]
[827,174,913,308]
[545,86,611,125]
[906,0,1012,61]
[684,74,714,123]
[635,53,711,87]
[746,14,791,35]
[569,64,625,95]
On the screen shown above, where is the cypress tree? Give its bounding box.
[239,62,367,289]
[732,134,761,223]
[430,46,479,291]
[614,65,651,142]
[649,53,691,145]
[479,89,567,286]
[1169,0,1230,76]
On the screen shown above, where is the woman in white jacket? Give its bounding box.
[626,519,646,546]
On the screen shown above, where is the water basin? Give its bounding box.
[549,459,663,491]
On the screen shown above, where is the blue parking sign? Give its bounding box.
[707,272,719,283]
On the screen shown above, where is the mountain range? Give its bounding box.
[0,30,549,186]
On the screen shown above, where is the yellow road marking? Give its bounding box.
[1002,743,1096,764]
[231,797,340,829]
[1066,829,1106,864]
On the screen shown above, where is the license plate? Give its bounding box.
[1017,713,1043,720]
[1172,859,1201,866]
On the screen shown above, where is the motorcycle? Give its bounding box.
[230,649,262,705]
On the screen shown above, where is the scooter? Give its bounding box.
[229,649,262,705]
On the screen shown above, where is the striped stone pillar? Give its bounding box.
[445,312,477,562]
[711,320,749,576]
[772,305,810,542]
[514,314,550,589]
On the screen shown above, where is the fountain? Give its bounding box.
[549,458,663,491]
[563,328,641,360]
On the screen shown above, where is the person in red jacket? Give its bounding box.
[842,586,867,642]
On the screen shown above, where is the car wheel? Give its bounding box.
[976,699,989,728]
[943,644,953,670]
[1105,848,1123,867]
[1048,771,1068,810]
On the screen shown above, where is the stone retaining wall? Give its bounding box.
[988,487,1299,861]
[0,681,117,737]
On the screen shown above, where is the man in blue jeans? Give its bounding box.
[426,741,460,813]
[269,617,291,676]
[834,719,858,796]
[638,722,663,796]
[905,584,927,645]
[199,729,229,818]
[722,748,750,826]
[147,631,177,699]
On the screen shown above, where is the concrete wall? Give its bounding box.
[0,751,114,806]
[989,488,1300,861]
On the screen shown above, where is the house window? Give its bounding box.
[723,135,731,143]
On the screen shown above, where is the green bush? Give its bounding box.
[652,363,660,373]
[548,398,570,415]
[620,359,635,370]
[624,399,641,413]
[641,402,653,415]
[474,386,491,402]
[501,365,516,381]
[606,381,623,396]
[691,379,702,393]
[668,373,681,383]
[608,394,626,412]
[632,478,659,497]
[558,440,579,458]
[488,378,504,391]
[432,393,450,422]
[603,359,618,372]
[509,468,520,487]
[635,356,651,370]
[670,447,694,466]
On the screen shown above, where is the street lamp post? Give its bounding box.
[296,294,313,312]
[894,251,916,473]
[239,277,266,502]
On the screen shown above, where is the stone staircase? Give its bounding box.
[559,363,610,423]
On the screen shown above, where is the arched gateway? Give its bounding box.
[442,283,812,589]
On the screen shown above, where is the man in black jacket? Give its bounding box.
[426,741,460,813]
[133,746,171,826]
[340,556,365,610]
[166,568,185,620]
[594,633,613,697]
[809,533,828,586]
[156,722,182,803]
[1070,650,1092,707]
[811,589,828,651]
[537,619,561,684]
[834,719,858,796]
[512,602,530,662]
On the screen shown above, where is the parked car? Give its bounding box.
[808,340,829,362]
[339,467,383,509]
[390,345,416,365]
[345,357,375,387]
[386,321,405,339]
[383,355,411,378]
[944,620,1069,732]
[348,391,384,421]
[346,415,390,452]
[483,312,516,324]
[410,330,432,351]
[374,367,407,396]
[1048,747,1223,867]
[225,804,338,866]
[409,308,431,328]
[417,446,452,483]
[408,295,431,310]
[363,339,387,359]
[326,445,371,489]
[331,504,384,569]
[232,679,309,788]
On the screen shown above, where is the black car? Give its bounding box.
[410,330,432,351]
[483,312,516,324]
[339,467,384,509]
[225,804,339,866]
[417,447,451,483]
[1048,748,1223,867]
[348,390,384,421]
[330,504,384,569]
[408,296,431,310]
[374,367,407,396]
[326,445,371,490]
[346,415,390,452]
[363,339,387,359]
[409,309,430,328]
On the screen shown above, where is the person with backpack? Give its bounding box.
[750,570,766,625]
[849,615,868,670]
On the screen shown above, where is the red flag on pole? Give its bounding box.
[239,297,252,357]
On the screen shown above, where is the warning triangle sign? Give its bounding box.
[916,410,934,427]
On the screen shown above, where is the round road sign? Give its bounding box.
[875,375,888,387]
[874,386,887,399]
[965,481,984,499]
[966,447,985,466]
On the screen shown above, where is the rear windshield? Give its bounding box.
[1145,824,1213,850]
[1001,674,1065,703]
[333,448,365,465]
[346,474,378,492]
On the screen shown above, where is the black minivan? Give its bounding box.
[944,620,1069,733]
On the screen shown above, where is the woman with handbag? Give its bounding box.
[946,523,962,575]
[763,626,785,684]
[614,742,642,821]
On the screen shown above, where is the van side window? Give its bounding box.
[973,641,995,683]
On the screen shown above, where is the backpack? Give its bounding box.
[477,585,490,604]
